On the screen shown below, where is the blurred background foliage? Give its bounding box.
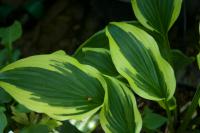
[0,0,199,56]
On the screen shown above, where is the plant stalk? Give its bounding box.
[177,85,200,132]
[164,100,174,133]
[6,43,13,64]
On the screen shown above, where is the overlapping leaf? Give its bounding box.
[106,22,176,101]
[100,77,142,133]
[74,30,109,54]
[75,48,118,76]
[131,0,182,34]
[0,53,106,120]
[74,30,118,76]
[143,107,167,130]
[172,50,195,73]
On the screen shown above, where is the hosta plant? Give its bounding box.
[0,0,200,133]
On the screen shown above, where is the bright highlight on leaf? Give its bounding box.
[131,0,182,34]
[106,22,176,101]
[0,53,106,120]
[100,77,142,133]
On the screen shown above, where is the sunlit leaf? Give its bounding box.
[100,77,142,133]
[131,0,182,34]
[106,22,176,101]
[0,53,106,120]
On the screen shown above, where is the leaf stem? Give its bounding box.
[164,100,174,133]
[6,42,13,63]
[177,85,200,132]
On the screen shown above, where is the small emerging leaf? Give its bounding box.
[143,107,167,130]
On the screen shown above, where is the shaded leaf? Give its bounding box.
[14,104,31,113]
[131,0,182,34]
[0,53,106,120]
[74,30,118,76]
[57,121,81,133]
[106,22,176,101]
[0,49,8,68]
[19,124,49,133]
[0,21,22,46]
[75,48,118,76]
[172,49,195,73]
[11,49,21,62]
[0,88,12,104]
[0,106,7,133]
[74,30,108,55]
[100,77,142,133]
[143,107,167,130]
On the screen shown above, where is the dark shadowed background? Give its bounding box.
[0,0,199,56]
